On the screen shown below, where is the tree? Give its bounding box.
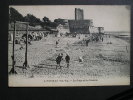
[54,18,66,25]
[41,16,51,28]
[41,16,59,28]
[41,16,51,27]
[42,16,50,23]
[49,22,58,28]
[23,14,41,26]
[9,7,42,27]
[9,7,24,23]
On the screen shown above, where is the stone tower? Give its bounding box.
[75,8,84,20]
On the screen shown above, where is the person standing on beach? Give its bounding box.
[86,40,89,46]
[56,41,58,47]
[65,54,70,68]
[56,39,60,48]
[19,38,24,50]
[101,37,103,42]
[56,53,63,69]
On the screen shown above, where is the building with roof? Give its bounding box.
[55,8,104,35]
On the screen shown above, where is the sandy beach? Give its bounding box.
[8,34,130,86]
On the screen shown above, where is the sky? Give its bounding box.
[9,5,130,32]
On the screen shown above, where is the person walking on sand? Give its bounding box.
[86,39,90,46]
[56,41,58,48]
[19,38,24,50]
[65,54,70,68]
[101,37,103,42]
[56,53,63,69]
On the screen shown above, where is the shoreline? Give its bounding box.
[105,32,130,43]
[113,35,130,43]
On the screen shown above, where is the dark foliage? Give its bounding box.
[41,16,58,28]
[23,14,41,27]
[9,7,59,28]
[9,7,24,23]
[54,18,66,25]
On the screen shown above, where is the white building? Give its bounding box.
[56,24,70,37]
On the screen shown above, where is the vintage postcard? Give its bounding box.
[8,5,130,86]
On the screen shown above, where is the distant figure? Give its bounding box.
[56,41,58,47]
[56,53,63,69]
[65,54,70,68]
[28,38,31,45]
[11,55,16,66]
[23,61,29,69]
[15,39,19,44]
[79,56,83,62]
[60,53,63,57]
[19,39,24,50]
[96,36,98,41]
[126,45,128,53]
[101,37,103,42]
[86,40,89,46]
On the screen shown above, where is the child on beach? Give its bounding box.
[56,41,58,47]
[56,53,63,69]
[65,54,70,68]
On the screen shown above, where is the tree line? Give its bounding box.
[9,7,66,28]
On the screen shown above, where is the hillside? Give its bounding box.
[8,22,43,31]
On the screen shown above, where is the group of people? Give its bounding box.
[56,53,70,69]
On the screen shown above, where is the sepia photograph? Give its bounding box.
[8,5,130,87]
